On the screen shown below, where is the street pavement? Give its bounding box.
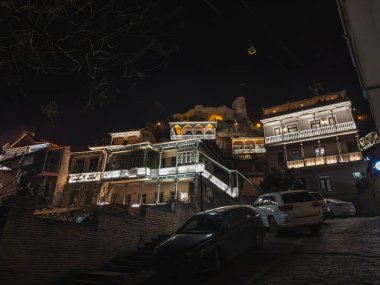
[142,216,380,285]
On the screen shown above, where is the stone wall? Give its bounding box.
[0,198,196,285]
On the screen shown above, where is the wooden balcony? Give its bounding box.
[232,147,266,154]
[171,134,216,140]
[265,121,357,145]
[287,152,362,169]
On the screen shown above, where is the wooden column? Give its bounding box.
[300,142,305,166]
[336,136,343,162]
[283,144,288,167]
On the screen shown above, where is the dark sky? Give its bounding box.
[0,0,367,146]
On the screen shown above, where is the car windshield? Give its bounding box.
[310,192,324,200]
[178,214,224,234]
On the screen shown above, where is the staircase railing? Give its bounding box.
[198,151,261,199]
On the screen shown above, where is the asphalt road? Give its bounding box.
[142,216,380,285]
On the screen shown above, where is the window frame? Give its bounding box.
[290,149,302,161]
[319,176,333,193]
[313,145,326,157]
[274,127,281,135]
[328,116,336,125]
[310,119,321,129]
[287,124,298,133]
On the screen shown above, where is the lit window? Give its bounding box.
[287,124,298,133]
[314,146,326,157]
[328,117,336,125]
[310,120,321,129]
[274,127,281,135]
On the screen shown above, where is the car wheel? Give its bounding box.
[253,229,264,249]
[213,248,223,272]
[268,217,281,237]
[308,223,321,234]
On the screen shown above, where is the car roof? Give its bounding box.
[198,205,252,215]
[260,190,310,196]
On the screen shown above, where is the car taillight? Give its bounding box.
[279,204,293,211]
[312,201,320,207]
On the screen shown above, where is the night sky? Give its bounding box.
[0,0,367,147]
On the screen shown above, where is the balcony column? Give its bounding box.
[355,133,361,153]
[283,144,288,165]
[139,182,144,205]
[100,150,108,179]
[156,181,161,204]
[174,179,178,200]
[336,136,343,162]
[317,139,323,164]
[300,142,305,165]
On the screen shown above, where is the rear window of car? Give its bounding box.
[310,192,323,200]
[281,192,315,204]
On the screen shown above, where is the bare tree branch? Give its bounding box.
[0,0,184,110]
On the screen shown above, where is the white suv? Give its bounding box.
[253,190,323,236]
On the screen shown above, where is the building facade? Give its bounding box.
[261,92,376,213]
[60,134,260,210]
[0,132,70,206]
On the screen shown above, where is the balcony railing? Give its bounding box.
[287,152,362,169]
[232,147,266,154]
[265,121,356,145]
[171,134,216,140]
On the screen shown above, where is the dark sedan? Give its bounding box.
[153,205,265,274]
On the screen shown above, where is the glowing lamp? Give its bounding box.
[375,161,380,171]
[248,47,257,55]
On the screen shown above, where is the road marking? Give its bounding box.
[243,237,303,285]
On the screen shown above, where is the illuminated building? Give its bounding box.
[261,91,377,214]
[61,132,260,209]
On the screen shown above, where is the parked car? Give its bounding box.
[253,190,323,236]
[326,198,356,217]
[153,205,265,274]
[309,191,333,219]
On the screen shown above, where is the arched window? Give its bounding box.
[205,130,213,135]
[173,125,182,135]
[195,130,203,135]
[186,131,192,135]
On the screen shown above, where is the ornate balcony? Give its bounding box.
[287,152,362,169]
[169,121,217,141]
[265,121,357,145]
[171,134,216,140]
[232,147,266,154]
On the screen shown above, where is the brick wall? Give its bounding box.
[0,198,196,285]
